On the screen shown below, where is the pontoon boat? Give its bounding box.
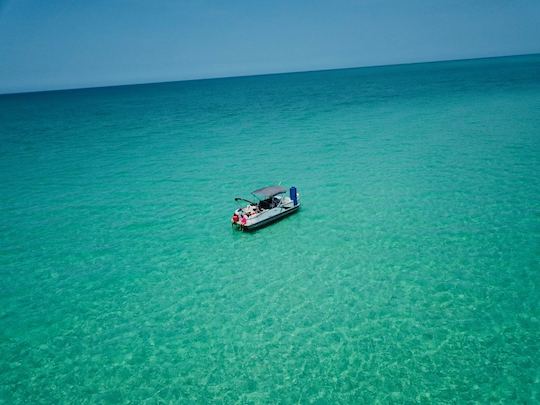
[231,186,300,231]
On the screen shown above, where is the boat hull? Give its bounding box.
[235,204,300,231]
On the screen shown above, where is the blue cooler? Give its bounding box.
[290,186,298,206]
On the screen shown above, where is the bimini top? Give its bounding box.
[251,185,287,198]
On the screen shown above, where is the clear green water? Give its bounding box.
[1,55,539,403]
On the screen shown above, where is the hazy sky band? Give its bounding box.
[1,0,539,94]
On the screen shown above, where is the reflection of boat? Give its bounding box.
[231,185,300,231]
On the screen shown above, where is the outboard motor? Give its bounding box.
[290,186,298,206]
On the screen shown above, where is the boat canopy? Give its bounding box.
[251,185,287,198]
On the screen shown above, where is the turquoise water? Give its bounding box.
[1,55,539,403]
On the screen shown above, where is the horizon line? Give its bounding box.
[1,52,538,97]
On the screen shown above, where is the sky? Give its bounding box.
[0,0,539,94]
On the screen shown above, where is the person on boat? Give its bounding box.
[241,215,247,225]
[232,213,239,223]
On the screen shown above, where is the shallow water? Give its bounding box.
[1,55,539,403]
